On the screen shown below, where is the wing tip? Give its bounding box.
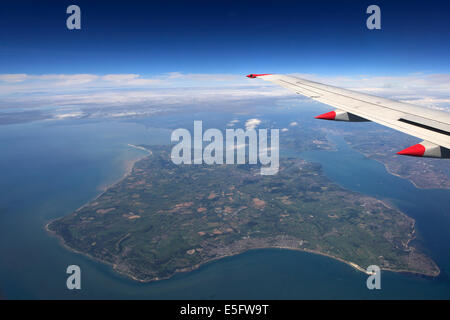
[246,73,272,78]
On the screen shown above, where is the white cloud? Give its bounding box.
[109,111,141,117]
[1,72,450,119]
[101,74,165,86]
[53,112,85,119]
[101,74,140,82]
[0,74,28,83]
[226,119,239,127]
[165,72,243,82]
[289,121,298,126]
[0,72,285,97]
[245,118,261,130]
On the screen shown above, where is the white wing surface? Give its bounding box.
[247,73,450,158]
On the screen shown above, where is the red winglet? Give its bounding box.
[397,144,426,157]
[315,111,336,120]
[246,74,272,78]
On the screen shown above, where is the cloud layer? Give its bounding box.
[1,72,449,122]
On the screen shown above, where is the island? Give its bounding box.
[47,145,439,282]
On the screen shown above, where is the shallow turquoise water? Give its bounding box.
[0,118,449,299]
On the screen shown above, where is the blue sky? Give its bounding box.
[1,0,450,76]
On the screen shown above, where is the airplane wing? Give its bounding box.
[247,73,450,158]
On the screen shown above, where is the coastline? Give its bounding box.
[44,143,154,279]
[99,144,152,192]
[71,144,152,214]
[343,139,449,190]
[380,160,443,190]
[45,217,440,283]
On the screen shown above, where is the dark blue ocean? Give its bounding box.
[0,116,449,299]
